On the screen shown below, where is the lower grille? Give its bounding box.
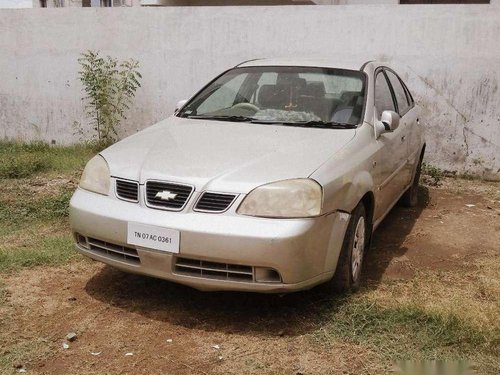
[86,237,140,265]
[174,257,254,282]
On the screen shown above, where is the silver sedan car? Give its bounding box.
[70,59,425,293]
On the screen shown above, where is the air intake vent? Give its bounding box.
[146,181,193,211]
[87,237,140,265]
[116,179,139,202]
[174,257,254,282]
[194,192,237,212]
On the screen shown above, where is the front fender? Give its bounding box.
[321,170,374,215]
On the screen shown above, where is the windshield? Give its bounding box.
[177,66,366,128]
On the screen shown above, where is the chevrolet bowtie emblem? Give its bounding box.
[155,191,177,201]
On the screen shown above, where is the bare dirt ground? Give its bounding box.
[1,178,499,375]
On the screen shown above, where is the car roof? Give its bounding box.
[236,58,380,71]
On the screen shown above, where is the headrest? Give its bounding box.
[258,84,288,108]
[340,91,362,105]
[276,74,306,89]
[300,81,326,98]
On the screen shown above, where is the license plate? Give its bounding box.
[127,222,180,253]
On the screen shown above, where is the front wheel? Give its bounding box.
[331,203,369,292]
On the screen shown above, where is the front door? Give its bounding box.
[372,69,410,221]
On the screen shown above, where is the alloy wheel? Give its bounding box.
[351,216,365,281]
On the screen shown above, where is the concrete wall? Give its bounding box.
[142,1,316,6]
[0,5,499,179]
[32,0,141,7]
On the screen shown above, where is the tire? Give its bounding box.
[401,152,423,207]
[332,203,368,293]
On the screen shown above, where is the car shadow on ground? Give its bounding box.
[363,185,430,284]
[84,186,430,337]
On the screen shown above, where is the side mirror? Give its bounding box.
[174,99,188,114]
[375,110,400,138]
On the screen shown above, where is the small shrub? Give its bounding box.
[422,162,444,186]
[78,50,142,145]
[422,162,444,180]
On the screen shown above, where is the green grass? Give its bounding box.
[0,236,78,273]
[0,141,94,272]
[0,141,97,178]
[0,189,74,237]
[0,141,93,234]
[0,185,79,272]
[313,297,500,374]
[0,188,73,223]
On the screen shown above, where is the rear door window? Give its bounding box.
[385,70,410,115]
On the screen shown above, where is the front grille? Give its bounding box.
[174,257,254,282]
[116,179,139,202]
[194,192,237,212]
[146,181,194,211]
[86,237,140,265]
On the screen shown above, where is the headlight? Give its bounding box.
[79,155,110,195]
[237,179,322,218]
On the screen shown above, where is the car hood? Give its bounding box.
[101,117,356,193]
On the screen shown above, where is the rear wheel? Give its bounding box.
[401,152,424,207]
[332,203,368,292]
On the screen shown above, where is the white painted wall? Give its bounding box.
[31,0,141,7]
[141,1,316,6]
[0,5,499,179]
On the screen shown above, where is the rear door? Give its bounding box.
[398,75,421,176]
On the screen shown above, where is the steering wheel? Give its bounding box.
[231,102,260,112]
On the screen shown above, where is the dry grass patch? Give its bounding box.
[0,333,56,373]
[313,295,498,374]
[334,251,500,374]
[363,247,500,327]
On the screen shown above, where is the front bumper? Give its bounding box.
[69,188,350,293]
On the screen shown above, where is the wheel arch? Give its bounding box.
[321,171,376,277]
[360,191,375,228]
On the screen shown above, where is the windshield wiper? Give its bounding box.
[297,120,357,129]
[185,115,357,129]
[185,115,255,122]
[250,120,357,129]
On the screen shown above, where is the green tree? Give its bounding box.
[78,50,142,146]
